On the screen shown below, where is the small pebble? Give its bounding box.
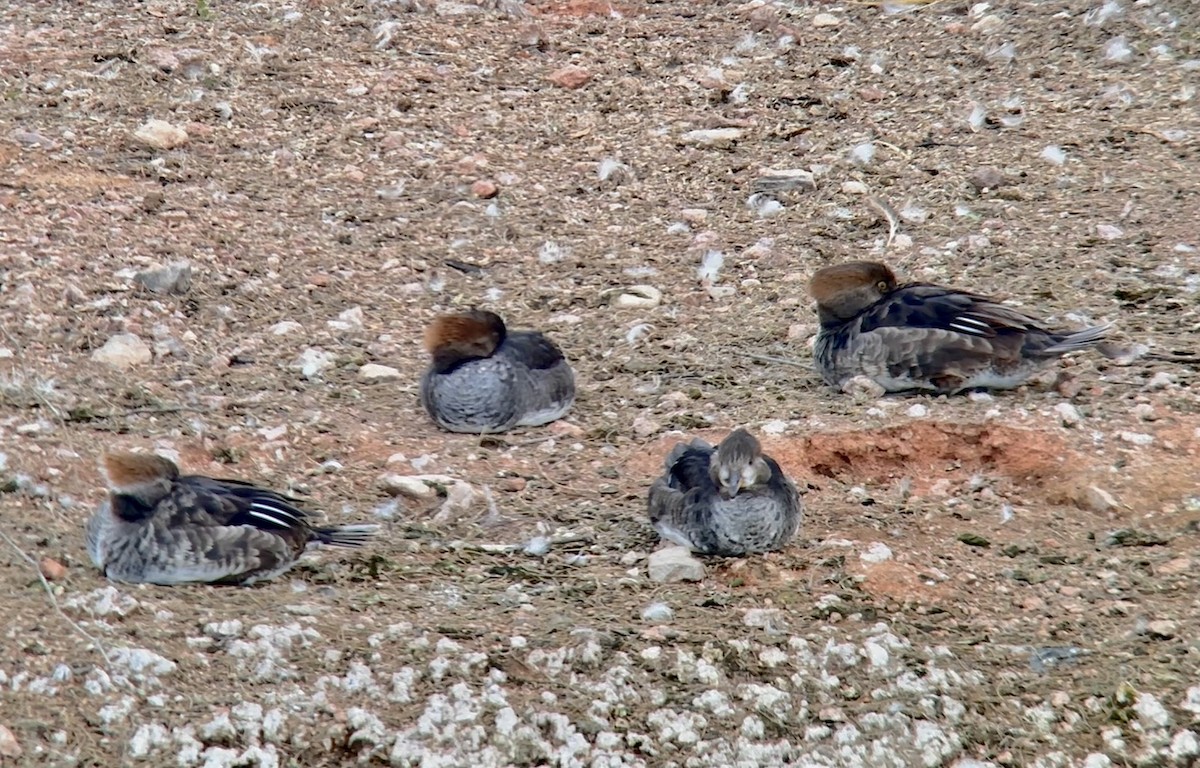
[39,557,67,581]
[641,602,674,622]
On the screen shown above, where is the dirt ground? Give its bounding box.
[1,0,1199,765]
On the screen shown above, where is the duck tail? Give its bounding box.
[1043,323,1110,355]
[312,524,380,548]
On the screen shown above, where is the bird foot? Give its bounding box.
[841,375,886,401]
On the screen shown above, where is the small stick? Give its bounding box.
[0,528,112,665]
[727,350,813,370]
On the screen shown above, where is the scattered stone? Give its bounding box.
[1131,403,1156,421]
[906,404,928,419]
[379,474,455,499]
[957,533,991,548]
[434,480,476,523]
[647,547,705,583]
[812,12,840,27]
[1040,145,1067,165]
[839,375,885,401]
[969,166,1007,191]
[0,724,20,758]
[1078,485,1119,513]
[1118,431,1154,447]
[841,180,869,195]
[680,208,708,223]
[849,142,876,167]
[133,119,189,150]
[39,557,67,581]
[523,536,551,557]
[470,179,499,198]
[612,285,662,309]
[860,542,893,563]
[270,320,304,336]
[632,416,660,438]
[1097,341,1149,365]
[134,261,193,295]
[680,128,743,147]
[641,602,674,622]
[742,608,785,630]
[294,348,336,379]
[1157,556,1191,576]
[1146,371,1175,390]
[358,364,402,381]
[328,306,365,333]
[92,333,152,369]
[1144,620,1178,640]
[753,168,815,193]
[497,476,526,492]
[1096,224,1124,240]
[547,65,591,89]
[1053,402,1081,426]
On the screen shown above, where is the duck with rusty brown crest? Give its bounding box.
[85,452,377,586]
[420,309,576,434]
[648,428,802,556]
[809,260,1111,395]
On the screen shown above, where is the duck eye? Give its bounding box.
[876,280,889,292]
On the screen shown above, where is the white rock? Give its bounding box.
[1081,755,1112,768]
[1181,686,1200,716]
[92,333,152,368]
[860,542,893,564]
[134,119,188,150]
[328,306,365,333]
[1081,485,1118,513]
[111,647,177,678]
[1096,224,1124,240]
[1103,35,1133,62]
[1169,730,1200,761]
[270,321,304,336]
[641,602,674,622]
[812,12,840,27]
[523,536,551,557]
[1053,402,1081,426]
[128,722,169,758]
[434,480,476,522]
[680,128,743,147]
[850,142,876,167]
[648,547,705,583]
[1118,431,1154,446]
[613,285,662,309]
[1134,692,1172,728]
[1146,371,1175,389]
[358,363,401,381]
[134,261,193,294]
[906,403,928,418]
[1041,145,1067,165]
[294,348,335,379]
[761,420,787,436]
[379,474,455,499]
[742,608,785,630]
[0,725,21,759]
[632,416,660,437]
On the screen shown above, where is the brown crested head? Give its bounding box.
[808,261,898,325]
[710,428,770,499]
[424,309,506,359]
[101,451,180,493]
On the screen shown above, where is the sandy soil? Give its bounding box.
[1,0,1199,766]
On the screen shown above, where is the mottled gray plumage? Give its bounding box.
[85,452,377,586]
[648,429,802,556]
[420,309,575,434]
[809,261,1110,395]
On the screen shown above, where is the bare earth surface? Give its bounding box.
[2,0,1199,766]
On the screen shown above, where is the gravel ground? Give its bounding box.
[1,0,1199,766]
